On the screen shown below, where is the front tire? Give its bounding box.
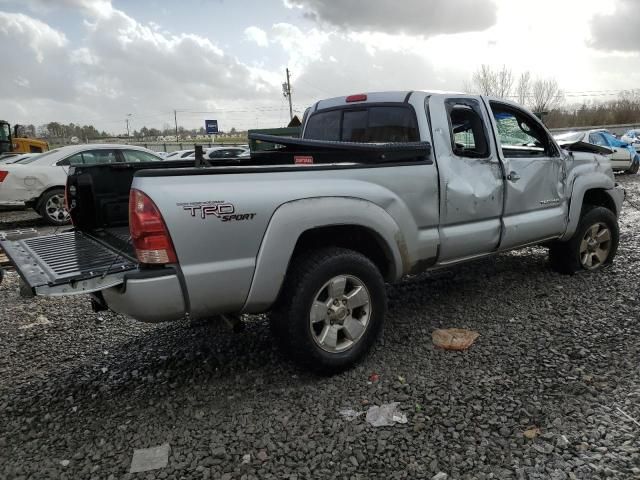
[549,206,619,274]
[38,189,70,226]
[271,247,387,373]
[625,161,639,174]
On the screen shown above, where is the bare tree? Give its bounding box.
[515,71,531,107]
[530,78,564,114]
[469,65,514,98]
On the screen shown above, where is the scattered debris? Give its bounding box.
[365,402,407,427]
[368,372,380,383]
[101,367,108,374]
[523,427,541,440]
[19,315,51,330]
[129,444,170,473]
[432,328,479,351]
[60,460,70,467]
[556,435,570,449]
[256,450,268,462]
[616,407,640,428]
[339,408,364,422]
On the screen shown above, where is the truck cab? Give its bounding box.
[0,91,625,373]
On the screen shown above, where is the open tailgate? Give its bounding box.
[0,230,137,296]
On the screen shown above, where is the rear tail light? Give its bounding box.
[0,171,8,182]
[129,189,177,265]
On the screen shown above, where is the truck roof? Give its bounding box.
[311,90,466,111]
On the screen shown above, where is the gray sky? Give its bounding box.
[0,0,638,134]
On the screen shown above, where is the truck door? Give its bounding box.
[484,101,567,249]
[429,96,504,263]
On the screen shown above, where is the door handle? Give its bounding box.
[507,171,521,182]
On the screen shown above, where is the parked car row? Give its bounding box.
[0,144,163,225]
[0,143,251,225]
[554,129,640,174]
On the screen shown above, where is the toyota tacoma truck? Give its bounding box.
[1,91,624,372]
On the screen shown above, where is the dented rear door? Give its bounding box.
[428,95,504,263]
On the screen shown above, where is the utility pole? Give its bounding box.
[174,110,179,141]
[283,67,293,121]
[125,113,132,137]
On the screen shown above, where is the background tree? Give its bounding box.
[468,65,514,98]
[530,78,564,114]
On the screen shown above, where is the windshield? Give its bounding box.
[554,132,583,143]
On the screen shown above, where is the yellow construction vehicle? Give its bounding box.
[0,121,49,154]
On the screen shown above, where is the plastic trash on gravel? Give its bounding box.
[129,444,170,473]
[432,328,479,351]
[366,402,408,427]
[339,408,365,421]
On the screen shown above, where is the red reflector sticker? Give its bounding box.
[295,156,314,165]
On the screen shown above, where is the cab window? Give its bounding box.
[304,105,419,143]
[445,100,489,158]
[490,102,558,158]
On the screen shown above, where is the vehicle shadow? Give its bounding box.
[4,248,561,414]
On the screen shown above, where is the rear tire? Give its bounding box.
[38,189,70,226]
[549,206,619,274]
[271,247,387,373]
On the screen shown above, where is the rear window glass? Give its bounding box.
[304,106,418,143]
[305,110,341,141]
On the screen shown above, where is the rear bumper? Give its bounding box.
[102,269,186,323]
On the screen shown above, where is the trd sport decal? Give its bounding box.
[177,201,256,222]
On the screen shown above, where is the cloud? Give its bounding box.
[590,0,640,51]
[244,26,269,47]
[284,0,498,36]
[0,12,74,100]
[0,3,282,131]
[269,23,460,105]
[0,0,113,16]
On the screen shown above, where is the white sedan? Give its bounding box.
[0,153,39,164]
[0,144,162,225]
[555,130,639,174]
[185,146,249,160]
[164,149,196,160]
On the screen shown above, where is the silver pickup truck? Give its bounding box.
[1,91,624,372]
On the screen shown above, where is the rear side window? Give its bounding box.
[446,100,490,158]
[122,150,161,163]
[304,105,418,143]
[305,110,341,141]
[58,149,119,166]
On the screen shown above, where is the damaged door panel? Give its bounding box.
[486,101,568,249]
[429,97,504,263]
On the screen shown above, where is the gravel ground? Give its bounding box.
[1,176,639,480]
